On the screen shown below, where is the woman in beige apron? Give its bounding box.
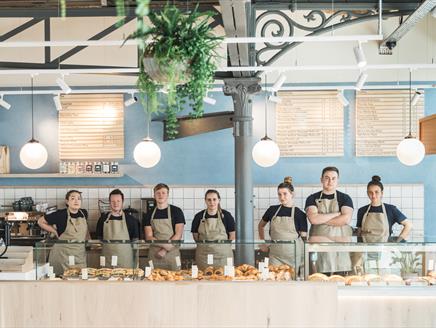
[99,189,136,268]
[192,190,235,270]
[259,177,307,270]
[306,167,353,274]
[354,176,412,272]
[37,190,89,276]
[144,183,185,271]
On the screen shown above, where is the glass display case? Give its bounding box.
[34,240,297,281]
[304,240,436,286]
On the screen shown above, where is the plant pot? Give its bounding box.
[142,57,190,84]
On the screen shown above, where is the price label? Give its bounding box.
[207,254,214,265]
[264,257,269,267]
[111,256,118,267]
[145,267,152,277]
[148,260,154,270]
[100,256,106,267]
[81,268,88,280]
[47,266,54,276]
[226,257,233,267]
[176,256,181,267]
[68,256,75,266]
[191,265,198,279]
[261,267,269,281]
[49,273,56,280]
[224,265,235,277]
[258,261,265,272]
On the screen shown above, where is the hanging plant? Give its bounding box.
[125,4,223,139]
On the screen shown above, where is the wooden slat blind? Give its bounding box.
[356,90,424,156]
[276,91,344,157]
[59,94,124,160]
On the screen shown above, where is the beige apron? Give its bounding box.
[195,210,233,270]
[362,204,389,243]
[102,211,134,268]
[269,206,302,269]
[309,192,352,273]
[149,207,181,271]
[49,209,88,276]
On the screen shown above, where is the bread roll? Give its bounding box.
[329,275,346,283]
[308,273,328,282]
[345,275,365,285]
[363,274,382,282]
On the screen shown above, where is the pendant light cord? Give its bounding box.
[264,75,268,139]
[408,69,412,137]
[146,94,150,139]
[31,75,35,140]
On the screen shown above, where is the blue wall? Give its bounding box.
[0,89,435,239]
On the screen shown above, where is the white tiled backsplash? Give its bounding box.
[0,184,425,242]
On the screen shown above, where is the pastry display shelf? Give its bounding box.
[0,173,123,178]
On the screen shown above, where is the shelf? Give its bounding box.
[0,173,124,178]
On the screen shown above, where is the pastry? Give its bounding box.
[63,268,81,277]
[423,276,436,285]
[308,273,328,282]
[97,268,112,278]
[329,275,346,283]
[85,268,97,277]
[363,274,382,282]
[428,271,436,278]
[345,275,365,285]
[382,274,403,282]
[204,266,214,276]
[214,268,224,276]
[112,268,127,278]
[406,277,429,285]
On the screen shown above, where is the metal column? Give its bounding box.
[223,77,261,265]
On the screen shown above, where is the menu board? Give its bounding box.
[356,90,424,156]
[276,91,344,157]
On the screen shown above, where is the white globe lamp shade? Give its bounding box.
[20,139,48,170]
[252,137,280,167]
[134,138,161,168]
[396,137,425,166]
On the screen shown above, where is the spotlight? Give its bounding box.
[56,76,71,94]
[268,94,282,103]
[0,95,11,110]
[203,96,216,105]
[272,73,286,91]
[411,91,422,106]
[336,91,349,106]
[53,94,62,111]
[124,93,138,107]
[355,72,368,90]
[353,43,367,68]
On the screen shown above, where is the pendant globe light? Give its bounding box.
[19,76,48,170]
[396,70,425,166]
[133,96,161,168]
[252,75,280,167]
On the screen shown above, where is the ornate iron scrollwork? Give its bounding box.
[255,9,406,70]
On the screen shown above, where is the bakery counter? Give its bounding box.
[0,281,337,328]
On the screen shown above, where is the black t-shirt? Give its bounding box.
[95,212,140,240]
[305,190,354,211]
[191,210,236,237]
[356,203,407,235]
[44,208,88,236]
[142,205,185,233]
[261,205,308,233]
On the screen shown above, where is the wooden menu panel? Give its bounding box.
[276,91,344,157]
[419,114,436,155]
[59,94,124,160]
[356,90,424,157]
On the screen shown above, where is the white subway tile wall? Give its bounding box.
[0,184,425,241]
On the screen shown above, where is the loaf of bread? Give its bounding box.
[329,275,346,283]
[345,275,365,285]
[308,273,328,282]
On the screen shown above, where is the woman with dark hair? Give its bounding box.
[191,189,235,270]
[357,175,412,242]
[259,177,307,268]
[37,190,89,276]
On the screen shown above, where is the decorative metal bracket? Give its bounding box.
[255,9,411,71]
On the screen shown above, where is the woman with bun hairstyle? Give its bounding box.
[258,177,307,268]
[357,175,412,242]
[191,189,236,270]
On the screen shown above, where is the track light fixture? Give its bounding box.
[272,73,286,91]
[353,43,367,68]
[56,75,71,94]
[0,94,11,110]
[268,94,282,104]
[411,91,422,106]
[336,90,349,106]
[53,94,62,111]
[124,93,138,107]
[355,72,368,90]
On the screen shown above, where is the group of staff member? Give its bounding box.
[258,167,412,275]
